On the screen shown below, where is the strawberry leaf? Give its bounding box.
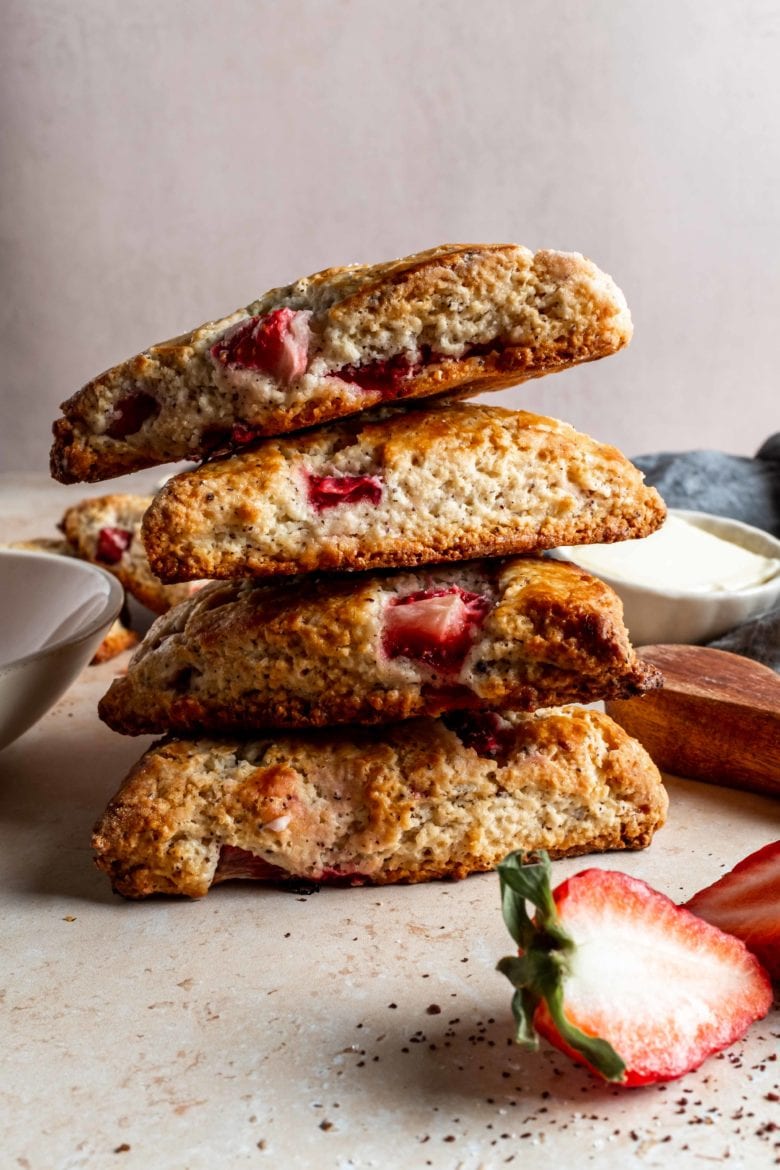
[542,980,627,1083]
[495,958,539,1047]
[497,850,626,1082]
[499,851,564,948]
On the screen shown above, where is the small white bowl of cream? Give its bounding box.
[552,509,780,646]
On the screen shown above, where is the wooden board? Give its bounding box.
[606,644,780,797]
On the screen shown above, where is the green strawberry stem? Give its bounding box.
[496,850,627,1083]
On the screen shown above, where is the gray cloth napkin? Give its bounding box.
[633,435,780,671]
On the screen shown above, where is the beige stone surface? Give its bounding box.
[1,476,779,1169]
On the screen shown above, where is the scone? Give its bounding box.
[91,707,668,898]
[51,243,632,484]
[142,402,666,582]
[90,618,139,663]
[60,493,206,614]
[98,557,661,735]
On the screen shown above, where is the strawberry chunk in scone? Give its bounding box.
[335,352,421,397]
[686,841,780,980]
[443,710,517,760]
[497,852,773,1086]
[96,526,133,564]
[305,473,384,512]
[211,308,311,385]
[383,587,492,674]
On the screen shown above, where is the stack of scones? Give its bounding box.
[50,243,669,898]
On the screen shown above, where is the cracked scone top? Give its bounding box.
[98,557,661,735]
[140,402,666,582]
[91,706,667,898]
[50,243,632,483]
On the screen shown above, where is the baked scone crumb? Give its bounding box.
[98,556,661,734]
[51,243,633,483]
[92,707,667,898]
[141,402,666,582]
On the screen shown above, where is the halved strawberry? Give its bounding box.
[96,526,133,564]
[383,587,492,674]
[497,852,773,1086]
[211,308,311,383]
[306,473,384,512]
[685,842,780,979]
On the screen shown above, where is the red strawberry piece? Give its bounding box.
[306,473,383,512]
[443,710,516,759]
[199,424,262,456]
[383,587,491,674]
[685,841,780,979]
[497,852,773,1086]
[231,423,262,446]
[96,526,133,564]
[211,308,311,384]
[215,846,365,888]
[335,339,517,396]
[215,845,287,883]
[105,392,159,439]
[336,351,421,397]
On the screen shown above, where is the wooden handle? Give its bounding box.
[606,645,780,798]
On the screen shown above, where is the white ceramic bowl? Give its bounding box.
[0,549,124,750]
[554,509,780,647]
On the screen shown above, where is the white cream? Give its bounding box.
[262,815,291,833]
[557,515,780,593]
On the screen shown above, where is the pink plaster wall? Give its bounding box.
[2,0,778,472]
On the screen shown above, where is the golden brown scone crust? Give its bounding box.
[50,244,632,483]
[91,707,667,898]
[98,557,661,734]
[141,402,665,582]
[60,493,205,614]
[90,618,139,663]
